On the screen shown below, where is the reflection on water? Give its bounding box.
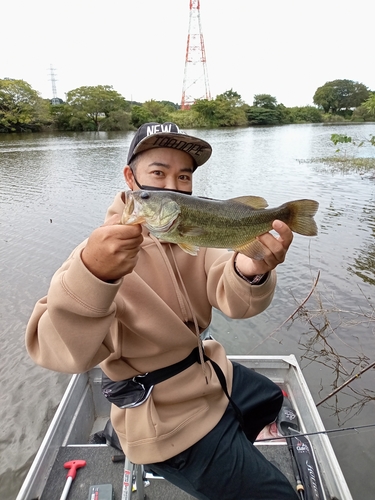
[349,203,375,285]
[0,124,374,499]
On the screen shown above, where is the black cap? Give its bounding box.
[127,122,212,169]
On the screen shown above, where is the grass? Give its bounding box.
[299,155,375,176]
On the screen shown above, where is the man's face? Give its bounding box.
[124,148,194,194]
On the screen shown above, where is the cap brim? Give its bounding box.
[131,132,212,168]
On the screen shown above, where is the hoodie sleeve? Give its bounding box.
[204,249,277,319]
[26,192,128,373]
[25,243,121,373]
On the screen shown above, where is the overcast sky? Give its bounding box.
[2,0,373,108]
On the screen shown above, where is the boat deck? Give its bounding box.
[18,356,353,500]
[39,441,298,500]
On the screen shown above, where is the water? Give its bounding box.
[0,124,374,499]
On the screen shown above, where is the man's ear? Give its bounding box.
[124,165,134,189]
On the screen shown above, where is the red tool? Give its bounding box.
[59,459,86,500]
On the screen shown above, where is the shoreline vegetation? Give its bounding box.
[1,77,375,135]
[300,133,375,174]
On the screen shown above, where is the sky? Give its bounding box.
[2,0,374,108]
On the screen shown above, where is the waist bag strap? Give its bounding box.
[141,347,245,430]
[140,346,202,386]
[199,356,245,430]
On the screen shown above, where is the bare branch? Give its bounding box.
[247,271,320,354]
[316,361,375,407]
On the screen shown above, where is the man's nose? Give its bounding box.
[164,178,178,190]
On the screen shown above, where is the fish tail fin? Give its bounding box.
[284,200,319,236]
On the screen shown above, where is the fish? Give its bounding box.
[121,190,319,259]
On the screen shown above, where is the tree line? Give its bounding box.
[0,77,374,134]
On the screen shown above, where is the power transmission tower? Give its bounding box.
[181,0,211,110]
[48,64,60,104]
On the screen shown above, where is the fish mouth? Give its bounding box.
[121,191,180,233]
[121,193,178,231]
[121,192,145,225]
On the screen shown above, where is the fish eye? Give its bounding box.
[141,191,150,199]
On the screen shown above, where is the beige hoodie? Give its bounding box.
[26,192,277,464]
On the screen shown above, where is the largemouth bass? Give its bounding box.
[121,190,319,259]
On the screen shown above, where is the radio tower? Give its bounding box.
[181,0,211,110]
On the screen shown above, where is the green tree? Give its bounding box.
[246,94,289,125]
[313,79,369,114]
[253,94,278,109]
[190,99,217,125]
[49,103,71,130]
[141,100,171,123]
[100,110,131,131]
[192,89,247,127]
[130,100,177,128]
[131,105,153,128]
[288,106,323,123]
[363,94,375,116]
[217,89,243,103]
[159,100,179,110]
[351,94,375,122]
[246,106,281,125]
[274,103,291,124]
[0,78,51,132]
[65,85,127,131]
[168,109,207,128]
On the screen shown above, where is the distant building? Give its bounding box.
[50,97,64,105]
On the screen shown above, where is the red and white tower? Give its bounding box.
[181,0,211,110]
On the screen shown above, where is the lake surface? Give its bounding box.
[0,123,374,499]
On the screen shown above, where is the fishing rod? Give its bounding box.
[278,392,324,500]
[285,434,305,500]
[257,422,375,442]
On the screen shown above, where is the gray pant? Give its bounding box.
[147,362,299,500]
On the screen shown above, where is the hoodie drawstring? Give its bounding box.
[149,235,208,383]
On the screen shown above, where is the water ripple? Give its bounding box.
[1,124,375,499]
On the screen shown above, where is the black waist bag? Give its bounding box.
[102,347,245,429]
[102,372,154,408]
[102,347,202,409]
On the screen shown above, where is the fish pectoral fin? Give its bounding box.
[178,243,200,256]
[234,239,267,260]
[179,226,206,237]
[229,195,268,209]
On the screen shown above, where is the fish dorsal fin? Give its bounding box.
[178,243,200,256]
[229,195,268,209]
[234,239,267,260]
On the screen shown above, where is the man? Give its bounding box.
[26,122,298,499]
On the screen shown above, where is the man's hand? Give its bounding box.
[81,215,143,282]
[235,220,293,278]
